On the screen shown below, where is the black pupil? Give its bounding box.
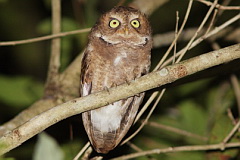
[134,22,137,25]
[113,22,116,24]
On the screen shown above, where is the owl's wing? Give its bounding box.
[81,51,148,153]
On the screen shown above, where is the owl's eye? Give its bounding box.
[131,19,140,28]
[109,19,120,28]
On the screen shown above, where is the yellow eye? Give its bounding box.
[109,19,120,28]
[131,19,140,28]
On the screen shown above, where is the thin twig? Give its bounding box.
[176,0,218,63]
[215,0,232,17]
[161,13,240,68]
[196,0,240,10]
[223,120,240,144]
[173,11,179,64]
[73,142,90,160]
[0,28,91,46]
[127,142,157,160]
[126,142,143,152]
[154,0,193,71]
[119,116,240,159]
[230,75,240,116]
[121,89,165,145]
[227,109,236,125]
[134,91,159,124]
[110,142,240,160]
[147,121,208,141]
[204,9,218,36]
[81,146,93,160]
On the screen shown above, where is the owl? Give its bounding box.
[80,6,152,154]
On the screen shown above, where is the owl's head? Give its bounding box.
[90,6,152,47]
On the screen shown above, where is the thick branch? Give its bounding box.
[44,0,61,97]
[0,43,239,155]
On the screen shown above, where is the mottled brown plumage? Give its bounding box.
[80,6,152,153]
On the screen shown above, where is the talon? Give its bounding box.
[112,83,118,87]
[135,93,141,97]
[103,87,110,94]
[125,80,131,85]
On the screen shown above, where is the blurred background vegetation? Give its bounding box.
[0,0,239,159]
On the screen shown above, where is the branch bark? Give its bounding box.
[44,0,61,97]
[0,43,239,155]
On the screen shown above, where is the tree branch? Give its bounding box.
[110,142,240,160]
[0,28,91,46]
[111,120,240,160]
[44,0,62,97]
[196,0,240,10]
[0,43,239,155]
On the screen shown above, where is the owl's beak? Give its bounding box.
[118,27,129,35]
[124,27,129,35]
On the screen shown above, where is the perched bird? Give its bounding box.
[80,6,152,153]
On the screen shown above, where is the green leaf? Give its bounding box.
[178,100,207,136]
[0,75,43,107]
[37,17,78,35]
[207,114,239,160]
[33,132,64,160]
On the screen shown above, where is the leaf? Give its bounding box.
[0,75,43,108]
[178,100,207,136]
[33,132,64,160]
[37,18,78,35]
[207,115,239,160]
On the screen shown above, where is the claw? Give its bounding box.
[125,80,131,85]
[103,86,110,94]
[135,93,141,97]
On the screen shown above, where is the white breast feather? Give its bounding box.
[113,56,122,65]
[91,101,122,133]
[114,52,127,66]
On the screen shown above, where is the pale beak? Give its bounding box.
[118,27,129,35]
[124,27,129,35]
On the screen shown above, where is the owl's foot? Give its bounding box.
[103,86,111,94]
[124,80,131,85]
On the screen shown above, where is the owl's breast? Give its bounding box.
[84,39,150,93]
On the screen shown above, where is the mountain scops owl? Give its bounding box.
[80,6,152,153]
